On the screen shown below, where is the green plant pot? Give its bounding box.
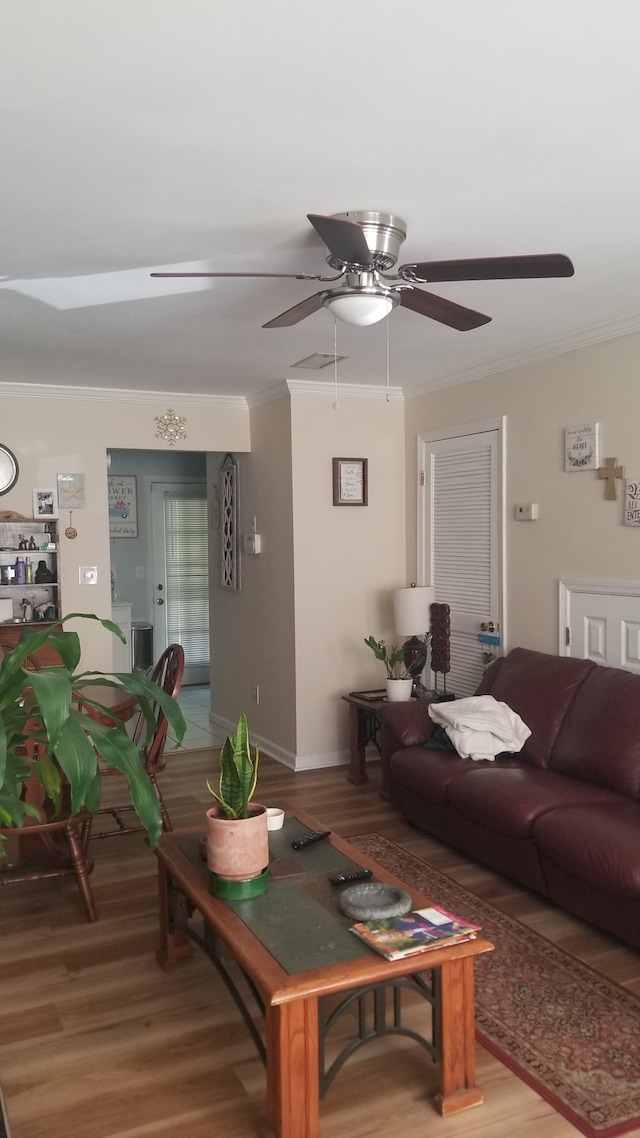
[209,867,269,899]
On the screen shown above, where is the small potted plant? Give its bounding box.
[364,635,413,702]
[205,712,269,899]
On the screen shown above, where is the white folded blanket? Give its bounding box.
[428,695,531,762]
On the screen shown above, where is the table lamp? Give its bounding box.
[392,583,436,697]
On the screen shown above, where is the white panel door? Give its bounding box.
[418,421,505,697]
[560,580,640,671]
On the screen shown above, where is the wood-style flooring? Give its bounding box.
[1,749,639,1138]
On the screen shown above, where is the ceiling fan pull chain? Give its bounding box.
[385,313,391,403]
[332,318,341,410]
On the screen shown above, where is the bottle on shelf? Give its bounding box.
[25,557,33,584]
[14,557,25,585]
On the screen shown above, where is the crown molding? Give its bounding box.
[0,380,247,408]
[286,378,403,400]
[403,311,640,398]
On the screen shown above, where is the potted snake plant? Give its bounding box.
[0,613,186,853]
[205,712,269,899]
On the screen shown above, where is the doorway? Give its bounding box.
[107,449,211,686]
[418,418,506,696]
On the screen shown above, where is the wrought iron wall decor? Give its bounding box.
[220,453,239,589]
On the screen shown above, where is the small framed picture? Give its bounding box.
[333,458,368,506]
[33,488,57,518]
[57,472,86,509]
[564,423,599,471]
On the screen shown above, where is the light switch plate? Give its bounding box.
[79,566,98,585]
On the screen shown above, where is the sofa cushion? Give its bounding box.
[534,801,640,896]
[481,648,595,768]
[389,746,499,804]
[447,765,620,838]
[549,665,640,799]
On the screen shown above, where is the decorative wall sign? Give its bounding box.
[624,479,640,526]
[32,489,56,518]
[333,457,368,506]
[57,472,85,509]
[154,407,187,446]
[107,475,138,537]
[598,457,626,501]
[564,423,599,471]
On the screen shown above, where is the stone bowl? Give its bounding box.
[338,881,413,921]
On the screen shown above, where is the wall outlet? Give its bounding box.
[515,503,539,521]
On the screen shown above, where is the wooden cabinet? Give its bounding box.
[0,517,61,663]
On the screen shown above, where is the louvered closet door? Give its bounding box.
[151,483,210,685]
[419,424,503,697]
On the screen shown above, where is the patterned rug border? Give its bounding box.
[348,832,640,1138]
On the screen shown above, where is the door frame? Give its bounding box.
[417,415,507,653]
[558,577,640,656]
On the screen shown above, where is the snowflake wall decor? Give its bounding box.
[154,408,187,446]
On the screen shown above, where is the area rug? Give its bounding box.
[349,833,640,1138]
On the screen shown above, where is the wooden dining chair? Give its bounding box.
[92,643,185,838]
[0,744,98,922]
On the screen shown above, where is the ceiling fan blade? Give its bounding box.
[399,287,491,331]
[307,214,373,267]
[263,291,326,328]
[402,253,574,283]
[151,270,323,280]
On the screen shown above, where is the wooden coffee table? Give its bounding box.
[155,809,493,1138]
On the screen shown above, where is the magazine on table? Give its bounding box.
[349,904,481,961]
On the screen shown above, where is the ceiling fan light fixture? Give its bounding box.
[323,289,397,327]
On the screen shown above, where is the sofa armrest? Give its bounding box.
[377,701,436,762]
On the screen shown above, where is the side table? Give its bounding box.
[342,691,387,788]
[343,690,452,796]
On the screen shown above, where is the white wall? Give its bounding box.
[208,382,408,769]
[404,330,640,654]
[290,384,407,766]
[0,384,250,669]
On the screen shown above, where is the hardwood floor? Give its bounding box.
[1,749,639,1138]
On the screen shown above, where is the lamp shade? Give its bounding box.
[392,585,436,636]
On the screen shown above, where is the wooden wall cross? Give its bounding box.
[598,457,626,500]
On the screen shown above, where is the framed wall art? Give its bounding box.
[564,423,599,471]
[107,475,138,537]
[32,488,56,518]
[57,472,86,509]
[333,458,368,506]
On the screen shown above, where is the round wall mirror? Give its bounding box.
[0,445,19,496]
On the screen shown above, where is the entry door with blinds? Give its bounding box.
[418,422,504,697]
[151,481,209,685]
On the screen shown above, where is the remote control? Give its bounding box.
[291,829,331,850]
[330,868,373,886]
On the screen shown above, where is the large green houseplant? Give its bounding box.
[205,712,269,899]
[0,614,186,852]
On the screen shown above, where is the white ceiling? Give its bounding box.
[3,1,640,401]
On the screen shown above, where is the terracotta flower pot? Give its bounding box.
[205,802,269,898]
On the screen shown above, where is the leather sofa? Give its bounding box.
[378,647,640,950]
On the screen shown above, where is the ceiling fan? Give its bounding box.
[151,211,574,332]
